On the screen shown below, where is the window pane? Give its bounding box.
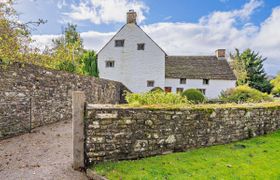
[106,61,115,67]
[137,43,145,50]
[115,40,124,47]
[203,79,209,85]
[180,78,186,84]
[176,88,184,93]
[147,81,154,87]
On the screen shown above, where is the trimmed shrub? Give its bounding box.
[182,89,206,104]
[125,91,188,105]
[220,85,273,103]
[150,87,164,92]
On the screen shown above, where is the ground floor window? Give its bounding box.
[176,88,184,93]
[105,61,115,68]
[203,79,209,85]
[165,87,172,93]
[197,89,206,95]
[180,78,186,84]
[147,80,154,87]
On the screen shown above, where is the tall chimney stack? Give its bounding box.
[215,49,226,60]
[127,10,137,24]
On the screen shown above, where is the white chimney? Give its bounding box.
[127,10,137,24]
[215,49,226,60]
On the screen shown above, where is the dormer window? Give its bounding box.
[137,43,145,50]
[115,40,124,47]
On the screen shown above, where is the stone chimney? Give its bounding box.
[127,10,137,24]
[215,49,226,60]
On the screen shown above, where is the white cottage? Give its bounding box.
[97,10,236,98]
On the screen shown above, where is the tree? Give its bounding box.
[230,49,272,93]
[0,0,45,64]
[271,74,280,96]
[50,24,100,76]
[0,1,99,76]
[51,23,84,73]
[230,49,247,86]
[82,50,99,77]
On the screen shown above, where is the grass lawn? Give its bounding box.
[92,130,280,180]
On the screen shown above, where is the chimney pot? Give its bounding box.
[127,10,137,24]
[215,49,226,60]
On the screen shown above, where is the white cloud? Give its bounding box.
[57,0,68,9]
[32,0,280,74]
[81,31,115,50]
[32,34,60,50]
[65,0,149,24]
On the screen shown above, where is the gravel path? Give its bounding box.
[0,121,87,180]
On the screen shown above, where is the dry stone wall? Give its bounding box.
[0,95,31,138]
[85,105,280,165]
[0,63,128,139]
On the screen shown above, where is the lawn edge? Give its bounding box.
[86,169,108,180]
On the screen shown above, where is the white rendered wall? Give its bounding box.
[165,78,236,99]
[98,24,166,93]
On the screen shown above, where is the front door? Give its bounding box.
[165,87,172,93]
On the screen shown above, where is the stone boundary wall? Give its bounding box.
[0,63,128,139]
[85,105,280,165]
[0,95,31,138]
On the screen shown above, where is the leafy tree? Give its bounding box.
[0,1,100,77]
[271,74,280,96]
[0,0,45,64]
[82,50,99,77]
[230,49,272,93]
[51,23,84,73]
[230,49,247,85]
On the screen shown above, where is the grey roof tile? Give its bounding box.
[165,56,237,80]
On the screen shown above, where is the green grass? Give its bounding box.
[93,130,280,180]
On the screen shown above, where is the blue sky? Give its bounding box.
[15,0,280,75]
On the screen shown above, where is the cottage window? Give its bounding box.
[180,78,186,84]
[147,80,154,87]
[198,89,206,95]
[203,79,209,85]
[176,88,184,93]
[165,87,172,93]
[106,61,115,68]
[115,40,124,47]
[137,43,145,50]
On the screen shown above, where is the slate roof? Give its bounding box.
[165,56,237,80]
